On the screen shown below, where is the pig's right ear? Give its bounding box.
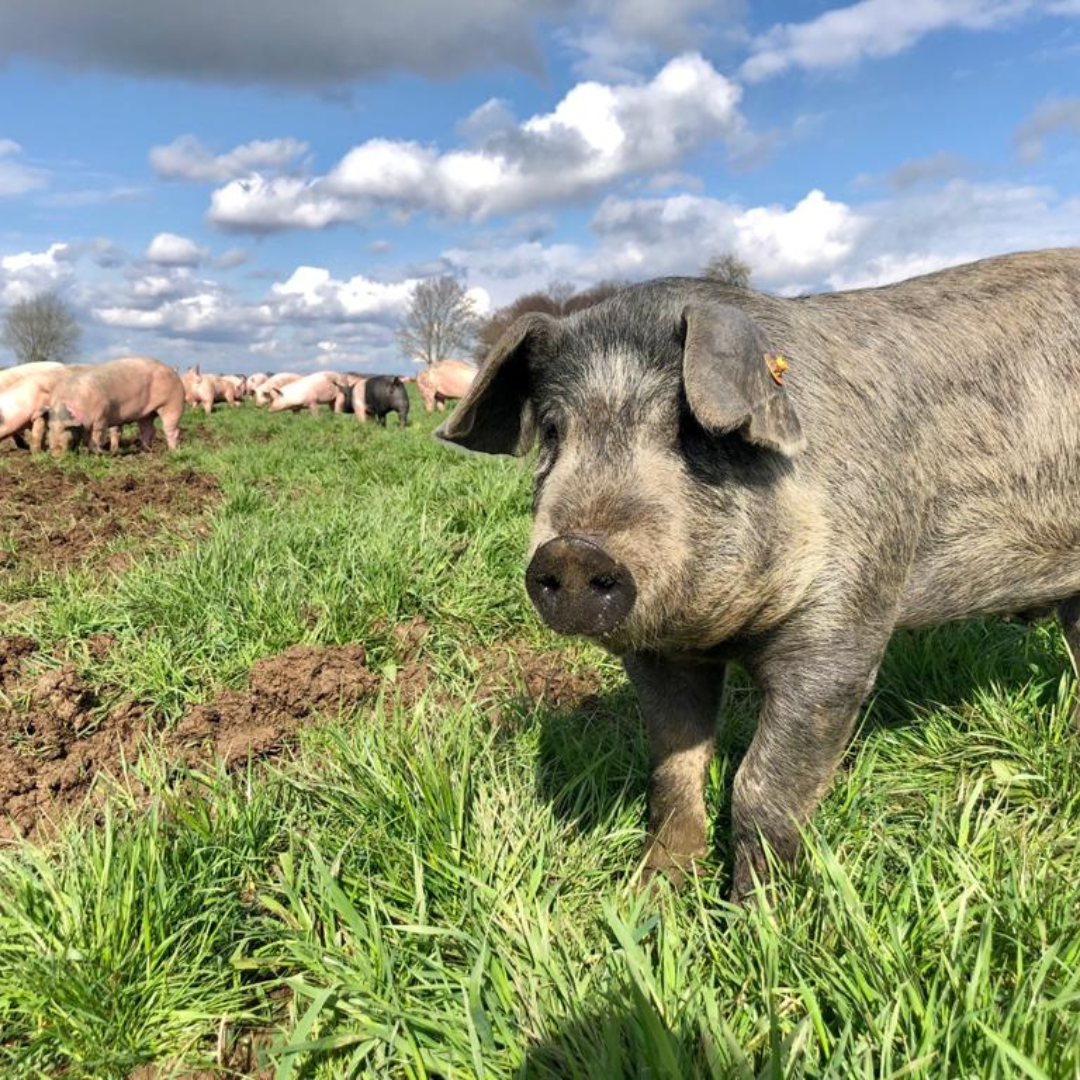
[681,302,805,456]
[435,312,554,456]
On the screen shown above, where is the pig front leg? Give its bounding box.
[731,641,885,898]
[624,653,727,884]
[29,417,46,452]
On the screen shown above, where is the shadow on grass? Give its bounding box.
[531,681,646,834]
[520,616,1069,882]
[519,987,794,1080]
[870,615,1069,726]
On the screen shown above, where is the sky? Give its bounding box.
[0,0,1078,375]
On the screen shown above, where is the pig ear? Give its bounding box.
[681,302,805,456]
[435,312,555,456]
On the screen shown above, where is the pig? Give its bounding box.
[267,371,346,415]
[436,248,1080,898]
[0,364,87,451]
[182,367,240,414]
[417,359,477,413]
[338,374,368,421]
[363,375,409,427]
[49,357,184,455]
[0,360,65,393]
[254,372,301,406]
[0,362,67,448]
[243,372,269,397]
[221,374,246,399]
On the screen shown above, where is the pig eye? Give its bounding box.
[541,421,560,448]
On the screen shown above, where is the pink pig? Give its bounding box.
[48,357,184,455]
[416,359,478,413]
[267,372,346,415]
[0,364,87,451]
[253,372,301,406]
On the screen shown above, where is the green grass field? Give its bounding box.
[2,397,1079,1078]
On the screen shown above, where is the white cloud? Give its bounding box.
[269,267,418,322]
[444,179,1080,304]
[741,0,1036,82]
[145,232,207,267]
[1014,96,1080,161]
[584,189,866,290]
[150,135,309,182]
[0,139,49,197]
[208,54,745,231]
[0,242,74,304]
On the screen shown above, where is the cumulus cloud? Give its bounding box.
[0,242,75,305]
[145,232,207,267]
[1014,96,1080,161]
[269,267,418,323]
[0,139,49,197]
[0,0,553,87]
[741,0,1039,83]
[208,54,745,231]
[444,179,1080,302]
[150,135,309,182]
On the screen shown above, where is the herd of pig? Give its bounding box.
[0,356,478,454]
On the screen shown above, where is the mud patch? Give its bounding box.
[1,627,604,843]
[172,644,379,765]
[0,456,219,578]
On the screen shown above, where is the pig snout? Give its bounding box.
[526,535,636,636]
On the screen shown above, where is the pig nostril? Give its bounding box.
[590,574,618,592]
[538,574,560,591]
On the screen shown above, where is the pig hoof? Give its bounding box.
[638,845,706,891]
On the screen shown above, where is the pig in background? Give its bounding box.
[335,373,368,420]
[361,375,409,427]
[438,247,1080,898]
[49,356,184,455]
[181,366,241,414]
[0,363,87,451]
[417,359,477,413]
[266,372,346,414]
[253,372,301,406]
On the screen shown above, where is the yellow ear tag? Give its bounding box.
[765,353,789,385]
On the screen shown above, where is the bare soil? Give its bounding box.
[0,454,219,578]
[0,618,603,843]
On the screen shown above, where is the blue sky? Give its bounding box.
[1,0,1078,374]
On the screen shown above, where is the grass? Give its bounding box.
[1,396,1079,1078]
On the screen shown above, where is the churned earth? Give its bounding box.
[0,452,219,579]
[0,617,602,843]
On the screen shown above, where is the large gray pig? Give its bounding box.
[49,357,184,455]
[437,248,1080,897]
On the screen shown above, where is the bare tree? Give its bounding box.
[703,252,752,289]
[397,276,479,366]
[1,292,81,365]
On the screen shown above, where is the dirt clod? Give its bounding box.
[0,456,219,578]
[1,629,604,844]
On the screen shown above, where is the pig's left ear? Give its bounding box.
[435,312,556,456]
[681,302,805,456]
